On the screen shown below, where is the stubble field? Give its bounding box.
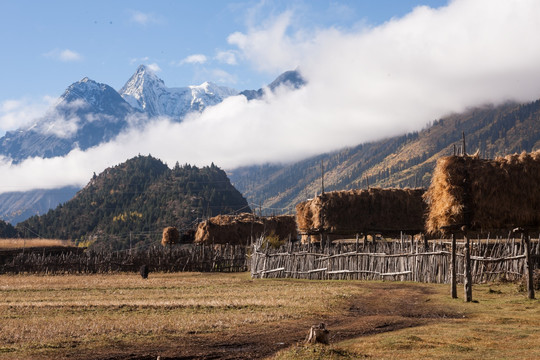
[0,272,538,359]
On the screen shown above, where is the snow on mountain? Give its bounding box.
[119,65,238,119]
[0,67,303,165]
[0,77,136,162]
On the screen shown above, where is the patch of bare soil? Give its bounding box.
[66,283,462,360]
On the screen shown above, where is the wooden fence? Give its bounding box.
[0,244,248,274]
[3,237,538,283]
[251,237,540,284]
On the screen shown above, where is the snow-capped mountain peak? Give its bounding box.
[120,65,165,95]
[119,65,166,112]
[58,77,130,113]
[119,65,238,119]
[0,77,136,162]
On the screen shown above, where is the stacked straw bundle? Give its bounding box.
[296,188,426,236]
[424,151,540,235]
[194,213,297,245]
[161,226,180,246]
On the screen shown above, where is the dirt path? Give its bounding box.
[69,283,462,360]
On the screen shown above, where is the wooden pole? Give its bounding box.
[320,160,325,195]
[364,234,368,251]
[451,233,457,299]
[463,228,473,302]
[462,131,467,156]
[523,232,535,300]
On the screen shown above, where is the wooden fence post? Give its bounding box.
[451,233,457,299]
[523,232,535,300]
[463,228,473,302]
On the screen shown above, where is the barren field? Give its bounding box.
[0,238,75,249]
[0,272,538,359]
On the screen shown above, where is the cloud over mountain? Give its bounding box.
[1,0,540,195]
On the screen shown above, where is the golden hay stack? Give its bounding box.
[296,188,426,236]
[161,226,180,246]
[194,213,297,245]
[424,151,540,235]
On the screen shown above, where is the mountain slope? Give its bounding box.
[240,70,306,100]
[0,78,137,163]
[0,186,79,225]
[16,155,250,249]
[229,99,540,213]
[119,65,238,119]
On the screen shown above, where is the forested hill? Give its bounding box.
[0,219,18,238]
[229,99,540,213]
[17,155,250,249]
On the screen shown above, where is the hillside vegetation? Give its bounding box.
[17,155,250,249]
[230,99,540,212]
[0,219,17,238]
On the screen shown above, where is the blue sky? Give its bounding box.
[0,0,447,101]
[1,0,540,193]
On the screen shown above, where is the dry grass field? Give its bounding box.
[0,272,538,359]
[0,238,75,249]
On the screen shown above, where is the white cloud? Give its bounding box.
[44,49,83,62]
[34,98,90,138]
[129,56,149,65]
[0,96,55,134]
[146,63,161,72]
[59,49,82,62]
[39,116,80,138]
[180,54,208,65]
[230,0,540,123]
[228,10,306,73]
[216,50,238,65]
[0,148,109,193]
[2,0,540,194]
[130,10,161,26]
